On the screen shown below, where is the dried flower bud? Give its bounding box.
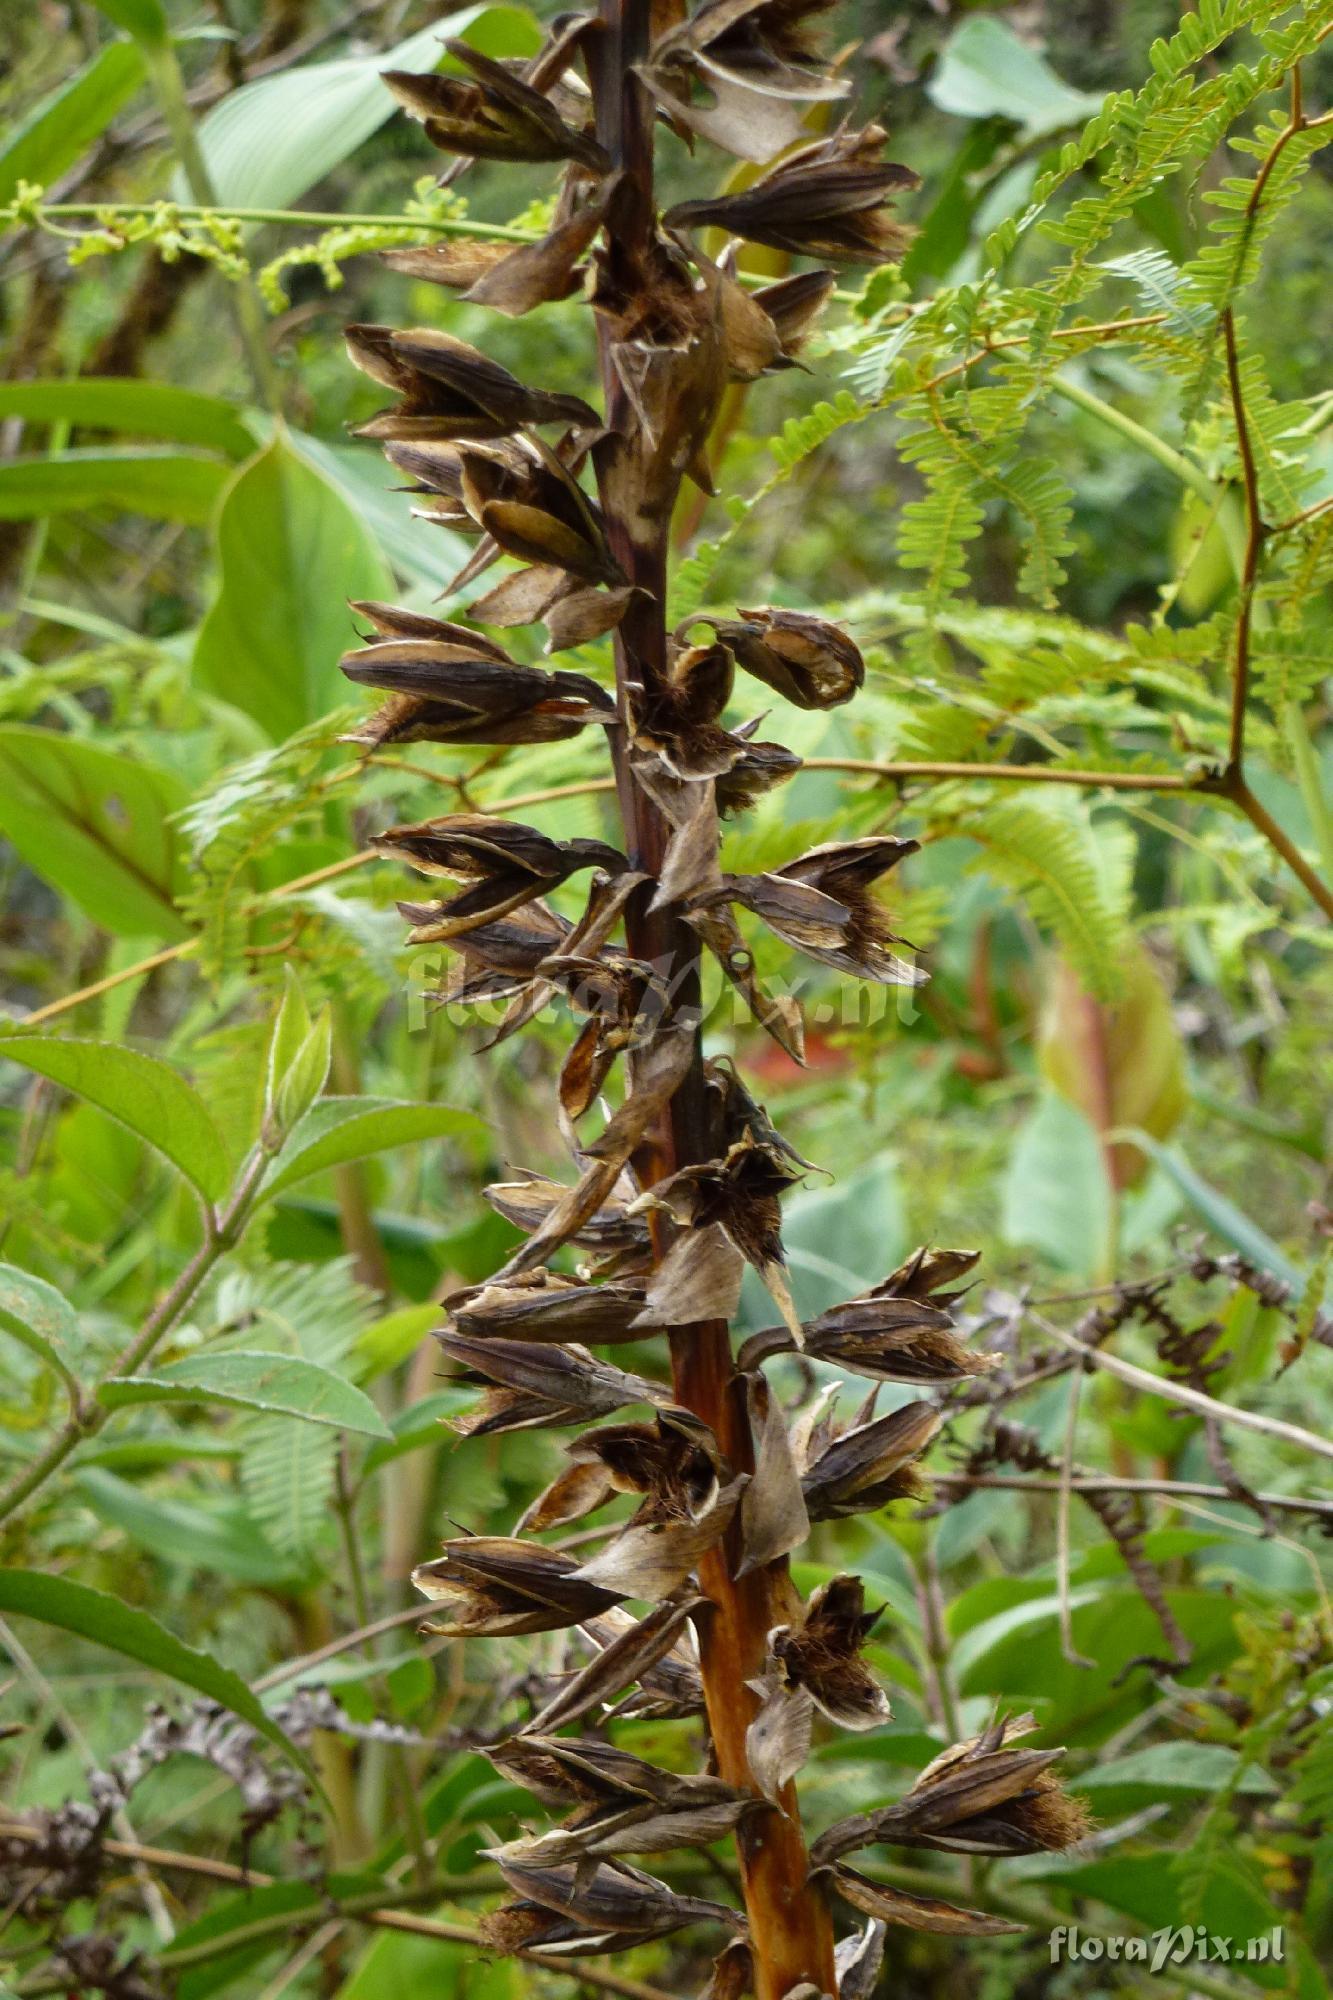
[413,1535,623,1635]
[382,41,607,170]
[486,1735,757,1865]
[630,639,743,781]
[800,1394,942,1519]
[769,1574,892,1730]
[665,125,919,265]
[738,1245,997,1382]
[715,835,924,985]
[436,1331,664,1435]
[340,622,615,748]
[489,1857,744,1951]
[346,323,598,440]
[450,1271,648,1344]
[812,1712,1092,1865]
[697,605,865,709]
[823,1865,1025,1938]
[376,814,623,944]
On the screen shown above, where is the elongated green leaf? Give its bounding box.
[0,1265,79,1396]
[100,1350,391,1436]
[0,1568,310,1776]
[74,1468,304,1585]
[262,1097,483,1199]
[0,43,146,204]
[1116,1130,1304,1288]
[90,0,168,42]
[190,5,540,210]
[193,437,393,740]
[0,450,228,525]
[0,1035,231,1205]
[1079,1742,1276,1799]
[0,726,189,938]
[1002,1090,1114,1281]
[172,1874,392,2000]
[0,381,256,460]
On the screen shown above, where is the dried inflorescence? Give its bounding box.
[341,5,1087,1993]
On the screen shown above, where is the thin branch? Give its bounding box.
[1221,307,1265,774]
[933,1471,1333,1522]
[804,756,1195,793]
[1033,1313,1333,1465]
[919,313,1169,393]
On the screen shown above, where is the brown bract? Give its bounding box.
[812,1712,1092,1865]
[374,813,624,944]
[435,1331,665,1436]
[346,323,598,439]
[768,1574,893,1731]
[696,605,865,710]
[665,124,920,264]
[799,1392,941,1519]
[713,835,925,985]
[382,39,607,170]
[639,0,847,165]
[412,1535,623,1635]
[339,614,614,749]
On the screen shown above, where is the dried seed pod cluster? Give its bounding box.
[341,5,1087,1994]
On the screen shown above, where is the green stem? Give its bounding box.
[14,200,538,240]
[137,44,285,412]
[1051,373,1220,509]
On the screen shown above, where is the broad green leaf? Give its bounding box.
[352,1302,440,1380]
[0,43,146,205]
[0,1035,231,1205]
[0,1264,79,1396]
[99,1350,391,1436]
[90,0,168,41]
[1079,1742,1276,1799]
[0,380,256,460]
[189,6,540,210]
[0,449,228,525]
[362,1388,473,1473]
[172,1874,392,2000]
[1116,1131,1304,1289]
[0,726,190,938]
[291,433,470,592]
[193,436,393,740]
[1002,1090,1114,1281]
[74,1467,305,1586]
[262,1097,483,1199]
[928,17,1103,140]
[0,1567,310,1776]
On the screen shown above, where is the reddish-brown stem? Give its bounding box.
[588,3,836,1993]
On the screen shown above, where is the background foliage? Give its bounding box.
[1,1,1331,1995]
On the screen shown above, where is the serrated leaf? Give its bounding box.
[261,1097,483,1198]
[0,1035,231,1205]
[0,726,190,938]
[0,1264,79,1397]
[0,1567,312,1779]
[99,1350,391,1436]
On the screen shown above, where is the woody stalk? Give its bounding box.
[339,3,1088,1995]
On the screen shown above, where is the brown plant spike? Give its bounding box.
[341,8,1086,1996]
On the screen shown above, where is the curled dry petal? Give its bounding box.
[569,1473,747,1600]
[739,1244,995,1380]
[412,1535,622,1635]
[824,1864,1025,1937]
[744,1667,813,1804]
[640,0,847,165]
[665,125,920,265]
[835,1918,887,2000]
[631,1219,747,1329]
[485,1169,649,1258]
[738,1373,810,1577]
[487,1735,756,1864]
